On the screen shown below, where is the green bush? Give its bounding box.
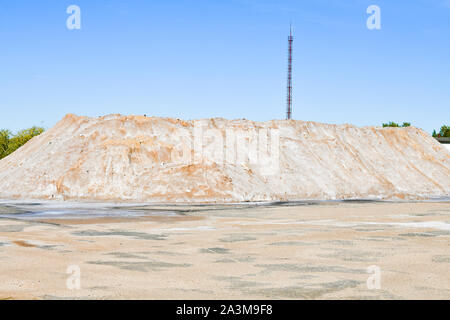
[0,126,44,160]
[382,122,411,128]
[439,125,450,137]
[432,125,450,138]
[0,129,11,159]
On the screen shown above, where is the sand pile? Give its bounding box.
[0,114,448,202]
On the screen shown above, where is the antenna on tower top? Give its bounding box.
[286,24,293,120]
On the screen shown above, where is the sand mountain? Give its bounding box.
[0,114,448,202]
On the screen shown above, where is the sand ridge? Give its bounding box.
[0,114,448,202]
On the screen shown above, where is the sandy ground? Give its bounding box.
[0,201,449,300]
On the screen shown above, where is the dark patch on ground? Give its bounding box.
[342,199,385,203]
[38,245,60,251]
[268,241,316,246]
[201,247,230,254]
[255,263,366,274]
[432,255,450,263]
[0,205,30,215]
[291,274,317,280]
[214,276,266,289]
[325,240,354,246]
[363,236,407,242]
[399,232,436,238]
[429,230,450,236]
[219,234,257,243]
[0,224,28,232]
[413,212,444,217]
[72,229,167,240]
[353,228,390,232]
[87,260,191,272]
[248,279,361,299]
[214,258,238,263]
[400,230,450,238]
[318,248,383,262]
[153,250,186,256]
[322,279,361,289]
[106,252,149,260]
[214,255,255,263]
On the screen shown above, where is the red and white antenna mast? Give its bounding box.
[286,24,293,120]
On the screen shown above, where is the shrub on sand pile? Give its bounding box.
[0,126,44,160]
[382,122,411,128]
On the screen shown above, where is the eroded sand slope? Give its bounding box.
[0,114,448,202]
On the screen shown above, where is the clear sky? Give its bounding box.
[0,0,449,134]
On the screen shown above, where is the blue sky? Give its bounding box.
[0,0,449,133]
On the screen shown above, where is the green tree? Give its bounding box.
[382,122,411,128]
[432,130,437,137]
[439,125,450,137]
[2,126,45,159]
[0,129,11,159]
[382,122,399,127]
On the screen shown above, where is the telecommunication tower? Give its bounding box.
[286,25,293,120]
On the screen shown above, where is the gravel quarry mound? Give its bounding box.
[0,114,448,202]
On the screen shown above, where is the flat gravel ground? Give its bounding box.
[0,201,449,299]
